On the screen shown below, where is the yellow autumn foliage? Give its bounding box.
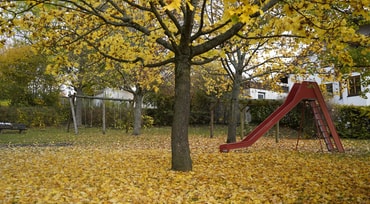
[0,130,369,203]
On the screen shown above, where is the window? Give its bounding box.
[348,75,361,97]
[280,76,288,84]
[258,92,265,99]
[325,83,333,96]
[281,86,289,93]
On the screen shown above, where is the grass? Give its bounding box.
[0,125,224,148]
[0,125,368,155]
[0,124,273,146]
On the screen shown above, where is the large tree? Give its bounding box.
[222,35,307,143]
[1,0,368,171]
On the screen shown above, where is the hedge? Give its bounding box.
[1,103,369,139]
[333,105,370,139]
[247,100,370,140]
[0,104,153,130]
[0,106,69,128]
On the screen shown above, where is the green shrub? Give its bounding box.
[247,100,319,138]
[0,106,69,127]
[248,100,304,128]
[142,115,154,128]
[334,105,370,139]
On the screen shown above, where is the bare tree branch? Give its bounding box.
[192,0,280,57]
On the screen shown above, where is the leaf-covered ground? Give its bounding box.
[0,128,369,203]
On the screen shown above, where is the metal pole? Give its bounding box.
[69,95,78,135]
[275,121,279,143]
[102,99,106,135]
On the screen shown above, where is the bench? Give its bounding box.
[0,122,27,133]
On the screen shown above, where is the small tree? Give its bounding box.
[0,45,59,106]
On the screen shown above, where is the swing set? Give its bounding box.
[68,94,132,134]
[220,81,345,153]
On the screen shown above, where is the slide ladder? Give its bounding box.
[310,100,334,151]
[219,81,344,153]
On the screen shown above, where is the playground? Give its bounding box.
[0,126,369,203]
[220,82,345,153]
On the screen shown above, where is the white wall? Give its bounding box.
[96,88,133,100]
[245,88,287,100]
[93,88,133,106]
[330,82,370,106]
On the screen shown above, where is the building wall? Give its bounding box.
[245,88,287,100]
[330,82,370,106]
[93,88,133,106]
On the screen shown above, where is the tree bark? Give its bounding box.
[240,106,245,139]
[227,73,242,143]
[171,56,192,171]
[132,90,143,135]
[210,108,214,138]
[209,100,219,138]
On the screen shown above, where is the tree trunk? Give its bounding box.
[75,88,83,127]
[171,56,192,172]
[210,108,214,138]
[209,100,218,138]
[132,91,143,135]
[240,106,245,139]
[227,74,242,143]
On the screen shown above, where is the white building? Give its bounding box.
[244,87,287,100]
[243,72,370,106]
[93,88,133,106]
[286,73,370,106]
[93,88,155,109]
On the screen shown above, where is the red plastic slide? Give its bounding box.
[219,81,344,152]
